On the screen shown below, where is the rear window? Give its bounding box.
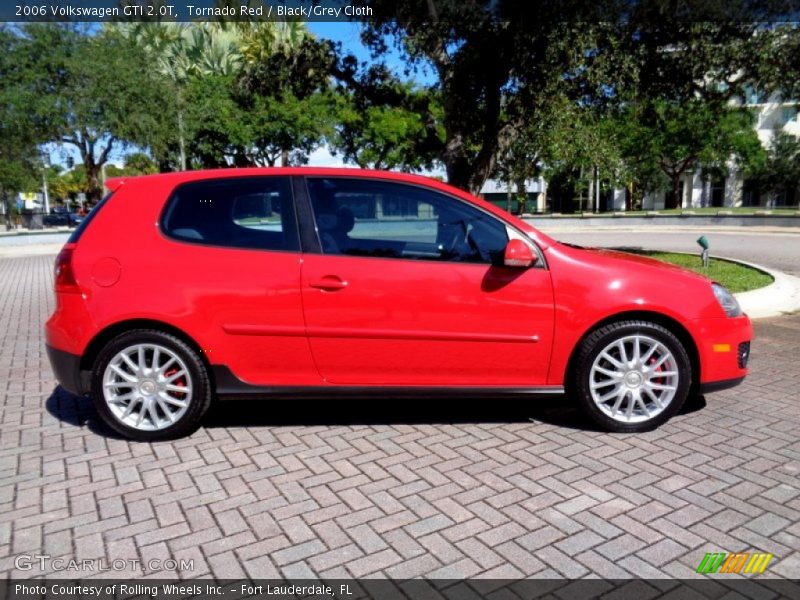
[67,192,114,244]
[160,177,299,252]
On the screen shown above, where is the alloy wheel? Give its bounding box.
[589,334,679,423]
[102,343,193,431]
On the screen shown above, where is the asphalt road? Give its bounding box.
[540,230,800,276]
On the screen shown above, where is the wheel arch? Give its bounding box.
[79,318,211,376]
[564,310,700,391]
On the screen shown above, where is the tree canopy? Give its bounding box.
[2,5,800,208]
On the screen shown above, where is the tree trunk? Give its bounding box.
[443,134,472,193]
[515,176,527,214]
[626,183,633,212]
[177,107,187,172]
[82,153,102,204]
[668,174,682,210]
[2,190,12,231]
[595,167,600,213]
[176,87,187,171]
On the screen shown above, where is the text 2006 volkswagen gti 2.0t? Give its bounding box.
[45,168,752,441]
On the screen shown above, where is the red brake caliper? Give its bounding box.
[164,368,188,402]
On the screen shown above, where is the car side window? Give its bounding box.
[306,178,508,264]
[162,177,299,252]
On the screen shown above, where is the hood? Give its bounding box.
[545,242,725,322]
[571,246,711,282]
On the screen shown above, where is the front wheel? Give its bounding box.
[90,329,211,441]
[571,320,692,433]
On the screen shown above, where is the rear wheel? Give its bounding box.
[90,329,211,441]
[572,320,691,432]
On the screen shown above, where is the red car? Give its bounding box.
[45,168,752,440]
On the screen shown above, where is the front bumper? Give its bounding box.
[46,345,86,396]
[699,376,745,394]
[690,315,753,391]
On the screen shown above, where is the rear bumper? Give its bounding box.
[46,345,86,396]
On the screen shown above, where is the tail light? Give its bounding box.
[54,245,80,293]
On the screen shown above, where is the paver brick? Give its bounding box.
[635,539,689,567]
[0,254,798,579]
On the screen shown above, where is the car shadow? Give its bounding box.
[45,386,127,439]
[46,384,709,439]
[203,394,602,430]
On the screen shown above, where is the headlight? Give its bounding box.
[712,283,742,317]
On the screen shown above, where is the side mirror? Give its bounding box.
[503,239,536,268]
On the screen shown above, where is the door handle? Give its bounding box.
[309,276,348,291]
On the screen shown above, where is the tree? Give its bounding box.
[121,152,159,176]
[608,113,667,211]
[333,101,433,170]
[330,65,444,170]
[618,101,763,209]
[770,23,800,101]
[183,73,248,168]
[245,91,335,167]
[124,20,330,170]
[589,3,795,209]
[185,76,334,169]
[539,103,624,213]
[361,0,608,194]
[48,166,85,204]
[116,21,253,170]
[592,2,798,107]
[750,133,800,204]
[19,25,170,201]
[236,26,336,166]
[0,27,41,228]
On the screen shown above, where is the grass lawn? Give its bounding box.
[622,250,774,293]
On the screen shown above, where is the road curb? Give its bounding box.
[727,257,800,319]
[0,243,65,259]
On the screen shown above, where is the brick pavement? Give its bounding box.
[0,254,798,579]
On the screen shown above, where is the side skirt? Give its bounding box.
[212,365,565,401]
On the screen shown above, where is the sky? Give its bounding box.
[48,22,435,171]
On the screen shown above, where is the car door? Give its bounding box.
[158,175,317,385]
[299,176,555,386]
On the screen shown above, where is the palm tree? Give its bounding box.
[116,12,313,170]
[116,21,252,170]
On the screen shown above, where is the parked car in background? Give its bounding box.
[43,208,83,228]
[45,168,752,440]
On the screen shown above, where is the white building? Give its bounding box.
[479,177,547,213]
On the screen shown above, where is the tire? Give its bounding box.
[571,320,692,433]
[90,329,211,441]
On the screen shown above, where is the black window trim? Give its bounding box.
[157,175,303,255]
[299,175,547,269]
